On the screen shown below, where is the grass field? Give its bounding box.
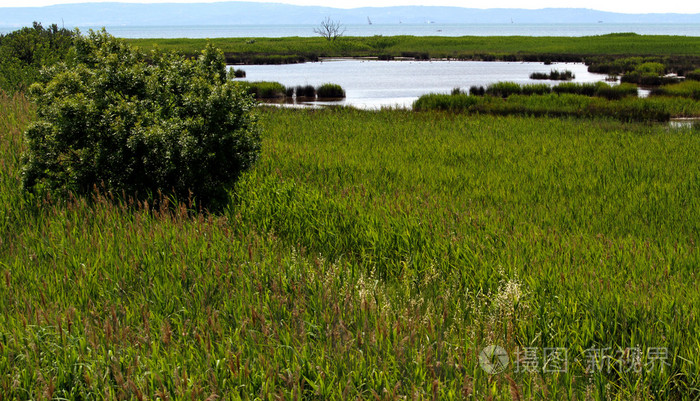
[126,34,700,66]
[2,91,700,399]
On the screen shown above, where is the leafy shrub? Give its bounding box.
[22,30,261,209]
[0,22,76,92]
[317,83,346,98]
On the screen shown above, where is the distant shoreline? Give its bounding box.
[4,23,700,38]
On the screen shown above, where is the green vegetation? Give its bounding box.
[127,34,700,65]
[295,84,316,98]
[470,81,638,101]
[553,81,638,99]
[0,22,76,92]
[529,69,575,80]
[3,96,700,398]
[413,92,700,121]
[239,81,347,101]
[3,25,700,399]
[238,80,288,98]
[651,80,700,100]
[126,35,700,85]
[316,83,346,99]
[22,31,261,209]
[687,68,700,81]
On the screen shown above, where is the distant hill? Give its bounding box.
[1,2,699,28]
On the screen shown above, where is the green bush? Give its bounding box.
[0,22,76,92]
[316,83,346,98]
[22,30,261,209]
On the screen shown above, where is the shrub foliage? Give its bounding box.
[0,22,76,92]
[22,30,261,208]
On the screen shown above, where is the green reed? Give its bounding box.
[2,92,700,399]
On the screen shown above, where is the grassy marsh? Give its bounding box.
[2,89,700,398]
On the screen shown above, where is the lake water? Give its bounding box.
[3,23,700,38]
[234,59,608,109]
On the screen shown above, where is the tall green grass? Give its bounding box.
[413,92,697,122]
[234,107,700,398]
[529,69,574,80]
[316,83,346,99]
[3,92,700,399]
[236,80,287,98]
[651,80,700,100]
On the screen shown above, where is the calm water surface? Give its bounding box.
[234,59,608,109]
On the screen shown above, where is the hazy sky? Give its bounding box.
[1,0,699,14]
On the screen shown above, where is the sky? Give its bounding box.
[1,0,700,14]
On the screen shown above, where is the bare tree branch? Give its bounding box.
[313,17,346,41]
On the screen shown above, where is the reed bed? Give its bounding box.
[651,80,700,100]
[2,92,700,399]
[529,69,575,80]
[414,90,700,121]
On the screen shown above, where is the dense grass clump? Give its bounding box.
[522,83,552,95]
[553,82,599,96]
[552,81,638,99]
[413,92,697,122]
[469,85,486,96]
[529,69,574,80]
[316,83,346,98]
[485,81,522,98]
[295,84,316,98]
[687,68,700,81]
[651,80,700,100]
[239,80,287,98]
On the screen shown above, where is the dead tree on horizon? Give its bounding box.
[314,17,346,41]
